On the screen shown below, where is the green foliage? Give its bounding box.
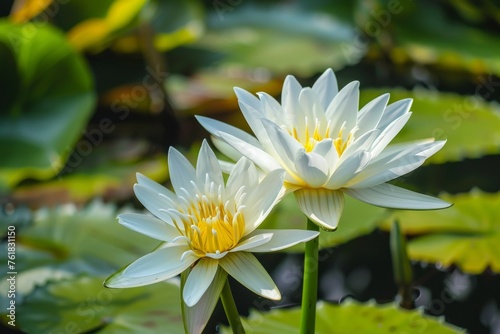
[220,300,462,333]
[14,276,183,334]
[360,89,500,164]
[0,20,96,190]
[380,190,500,274]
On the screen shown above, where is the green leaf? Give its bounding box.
[380,190,500,274]
[0,20,96,190]
[360,88,500,164]
[14,275,184,334]
[196,2,360,76]
[0,201,158,301]
[261,193,387,252]
[220,300,463,334]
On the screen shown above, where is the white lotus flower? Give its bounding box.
[197,68,451,231]
[105,141,318,316]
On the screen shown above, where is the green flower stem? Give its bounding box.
[300,219,320,334]
[221,278,246,334]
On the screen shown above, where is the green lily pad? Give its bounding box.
[196,2,360,76]
[220,300,462,333]
[0,201,157,302]
[13,275,183,333]
[380,190,500,274]
[360,88,500,164]
[262,193,387,252]
[0,20,96,190]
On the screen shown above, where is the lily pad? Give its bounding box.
[0,201,158,302]
[0,20,96,190]
[14,275,184,334]
[360,88,500,164]
[220,300,462,333]
[380,190,500,274]
[196,2,360,76]
[261,193,387,252]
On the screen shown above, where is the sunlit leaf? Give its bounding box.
[360,88,500,164]
[261,194,387,252]
[196,2,360,76]
[220,300,462,333]
[0,20,96,191]
[380,190,500,274]
[14,276,183,334]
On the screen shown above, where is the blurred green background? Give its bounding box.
[1,0,500,333]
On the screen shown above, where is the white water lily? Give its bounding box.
[105,141,318,314]
[197,68,451,231]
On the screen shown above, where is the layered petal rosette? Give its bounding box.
[105,141,318,310]
[197,68,451,231]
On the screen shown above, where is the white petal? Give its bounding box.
[211,135,244,163]
[325,151,369,189]
[168,146,198,197]
[136,173,176,202]
[312,68,338,111]
[183,267,227,334]
[294,150,329,187]
[104,244,196,288]
[340,128,380,159]
[183,258,218,307]
[133,184,176,223]
[312,139,338,167]
[196,115,263,149]
[348,140,446,188]
[356,93,390,135]
[345,183,452,210]
[219,252,280,300]
[196,140,224,188]
[377,98,412,131]
[370,112,412,157]
[257,92,285,125]
[244,229,319,252]
[226,157,259,198]
[118,213,179,242]
[238,100,275,151]
[219,132,282,173]
[281,74,303,125]
[299,87,327,128]
[325,81,359,136]
[230,233,273,252]
[295,188,345,231]
[243,169,285,234]
[234,87,262,111]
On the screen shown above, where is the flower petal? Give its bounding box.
[281,74,303,125]
[105,244,196,288]
[211,135,244,163]
[183,258,218,307]
[257,92,285,125]
[294,149,329,187]
[325,81,359,135]
[136,173,176,202]
[168,146,198,197]
[377,98,412,131]
[226,157,259,198]
[230,233,273,252]
[133,183,176,224]
[196,140,224,188]
[370,112,412,157]
[196,115,263,149]
[244,229,319,252]
[299,87,327,128]
[295,188,345,231]
[325,151,370,189]
[312,68,338,111]
[219,132,282,173]
[219,252,280,300]
[356,93,390,135]
[118,213,179,242]
[345,183,452,210]
[182,267,227,334]
[348,140,446,188]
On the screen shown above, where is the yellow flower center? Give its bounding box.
[292,118,354,156]
[175,184,246,255]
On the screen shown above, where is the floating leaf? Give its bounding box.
[261,194,387,252]
[0,20,96,190]
[196,2,360,76]
[14,276,183,334]
[360,88,500,164]
[380,190,500,274]
[220,300,462,333]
